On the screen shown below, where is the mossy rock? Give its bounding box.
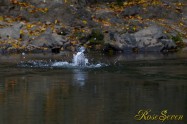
[88,29,104,45]
[116,0,123,6]
[91,29,104,41]
[171,34,185,49]
[172,34,183,43]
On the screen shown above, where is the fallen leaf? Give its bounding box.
[0,16,4,21]
[179,22,184,26]
[82,20,87,24]
[20,30,24,35]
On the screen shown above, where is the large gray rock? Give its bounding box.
[120,4,182,21]
[143,6,182,21]
[135,37,164,51]
[52,33,67,43]
[104,32,136,51]
[134,26,176,51]
[121,5,143,17]
[30,29,64,48]
[134,26,163,38]
[0,23,22,40]
[104,26,177,52]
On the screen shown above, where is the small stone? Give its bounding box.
[22,52,26,56]
[46,21,51,25]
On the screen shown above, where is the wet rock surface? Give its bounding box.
[0,23,22,40]
[0,0,186,53]
[104,26,177,52]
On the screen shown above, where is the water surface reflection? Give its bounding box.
[0,53,187,124]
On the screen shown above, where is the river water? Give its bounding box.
[0,52,187,124]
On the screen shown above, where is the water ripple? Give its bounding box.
[18,60,107,69]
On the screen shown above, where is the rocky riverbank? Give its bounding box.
[0,0,187,53]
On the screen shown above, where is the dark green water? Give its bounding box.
[0,52,187,124]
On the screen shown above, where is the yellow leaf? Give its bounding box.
[71,41,78,45]
[40,27,46,31]
[20,30,24,34]
[55,20,59,24]
[82,20,87,24]
[177,2,183,6]
[26,24,34,29]
[179,22,184,26]
[123,2,128,6]
[137,15,142,20]
[133,27,136,31]
[0,16,3,21]
[44,8,48,12]
[29,9,36,13]
[51,26,55,32]
[43,48,48,50]
[164,30,167,34]
[11,0,18,4]
[40,8,48,13]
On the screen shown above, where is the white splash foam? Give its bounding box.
[72,47,88,66]
[19,47,107,68]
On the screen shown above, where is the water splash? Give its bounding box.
[19,60,105,68]
[72,46,88,66]
[19,47,107,68]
